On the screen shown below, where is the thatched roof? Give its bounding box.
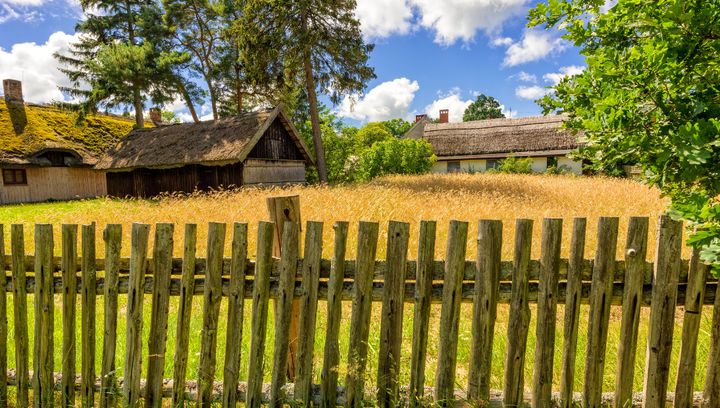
[402,116,432,140]
[96,107,312,170]
[424,115,580,159]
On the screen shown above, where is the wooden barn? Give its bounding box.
[96,106,314,197]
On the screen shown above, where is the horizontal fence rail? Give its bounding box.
[0,216,718,407]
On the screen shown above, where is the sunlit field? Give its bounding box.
[1,173,712,402]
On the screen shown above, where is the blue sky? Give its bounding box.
[0,0,587,124]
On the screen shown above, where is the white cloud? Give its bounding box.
[515,71,537,83]
[500,104,517,118]
[423,90,472,123]
[515,85,552,100]
[337,77,419,122]
[0,31,81,103]
[1,0,45,5]
[356,0,413,39]
[0,4,19,23]
[503,29,567,66]
[543,65,585,85]
[492,37,514,47]
[411,0,528,45]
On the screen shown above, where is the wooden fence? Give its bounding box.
[0,216,719,407]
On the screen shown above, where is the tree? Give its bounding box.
[381,118,412,137]
[529,0,720,273]
[463,94,505,122]
[356,138,436,181]
[353,122,393,150]
[239,0,376,182]
[56,0,181,128]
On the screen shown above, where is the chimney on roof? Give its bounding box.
[439,109,449,124]
[415,114,427,123]
[3,79,23,104]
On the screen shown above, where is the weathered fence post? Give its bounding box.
[100,224,122,408]
[81,224,97,408]
[10,225,29,408]
[615,216,649,408]
[33,224,54,408]
[643,215,683,408]
[267,195,302,380]
[377,221,410,407]
[560,218,586,408]
[434,220,469,406]
[583,217,619,407]
[503,219,533,408]
[705,274,720,406]
[61,224,78,408]
[172,224,197,408]
[0,225,6,408]
[468,219,502,404]
[408,220,437,407]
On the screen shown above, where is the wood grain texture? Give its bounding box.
[33,224,54,408]
[61,224,78,408]
[10,225,29,407]
[0,226,5,408]
[100,224,121,408]
[172,224,197,408]
[81,224,96,408]
[704,274,720,407]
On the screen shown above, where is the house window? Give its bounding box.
[2,169,27,185]
[486,159,500,170]
[547,156,558,168]
[447,161,461,173]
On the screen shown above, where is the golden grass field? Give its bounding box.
[1,173,713,400]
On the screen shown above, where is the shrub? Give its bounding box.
[494,156,533,174]
[356,138,436,181]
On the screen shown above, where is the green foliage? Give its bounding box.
[545,164,573,175]
[355,138,436,181]
[529,0,720,274]
[353,122,393,150]
[381,118,412,137]
[492,156,533,174]
[463,94,505,122]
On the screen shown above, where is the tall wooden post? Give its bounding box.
[267,195,302,380]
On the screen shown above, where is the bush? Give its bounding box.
[356,138,436,181]
[494,156,533,174]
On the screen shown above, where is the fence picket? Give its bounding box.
[222,223,248,408]
[123,223,150,408]
[146,223,175,407]
[172,224,197,408]
[615,217,649,408]
[559,218,586,408]
[270,222,299,407]
[377,221,410,407]
[705,274,720,406]
[674,249,708,407]
[320,221,349,408]
[583,217,619,407]
[345,221,380,408]
[10,225,29,407]
[81,224,97,408]
[295,221,324,405]
[246,221,275,408]
[467,220,502,403]
[33,224,54,407]
[643,215,683,408]
[61,224,78,408]
[197,222,226,407]
[434,220,469,406]
[503,219,533,408]
[100,224,122,408]
[409,220,437,407]
[0,225,5,408]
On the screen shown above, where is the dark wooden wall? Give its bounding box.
[248,119,305,161]
[107,163,243,198]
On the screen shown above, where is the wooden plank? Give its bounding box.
[61,224,78,408]
[344,221,380,408]
[270,222,299,407]
[583,217,619,407]
[320,221,349,408]
[0,225,5,408]
[408,220,437,407]
[643,215,683,408]
[467,220,502,403]
[81,224,97,408]
[246,221,275,408]
[10,225,29,407]
[674,249,708,407]
[33,224,54,407]
[503,219,534,408]
[172,224,198,408]
[295,221,324,406]
[559,218,586,408]
[221,223,249,408]
[434,220,469,406]
[377,221,410,407]
[197,222,227,407]
[100,224,121,408]
[532,218,563,407]
[123,223,150,408]
[705,273,720,406]
[145,223,175,408]
[615,217,649,408]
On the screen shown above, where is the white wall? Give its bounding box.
[432,155,583,175]
[431,161,447,173]
[558,157,583,174]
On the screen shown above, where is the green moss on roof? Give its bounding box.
[0,100,136,159]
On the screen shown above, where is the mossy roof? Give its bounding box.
[0,100,136,165]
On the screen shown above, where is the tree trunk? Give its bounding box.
[303,54,328,183]
[178,81,200,123]
[133,85,144,129]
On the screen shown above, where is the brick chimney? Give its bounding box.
[415,114,427,123]
[3,79,23,104]
[439,109,449,123]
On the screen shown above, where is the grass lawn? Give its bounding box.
[0,173,713,400]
